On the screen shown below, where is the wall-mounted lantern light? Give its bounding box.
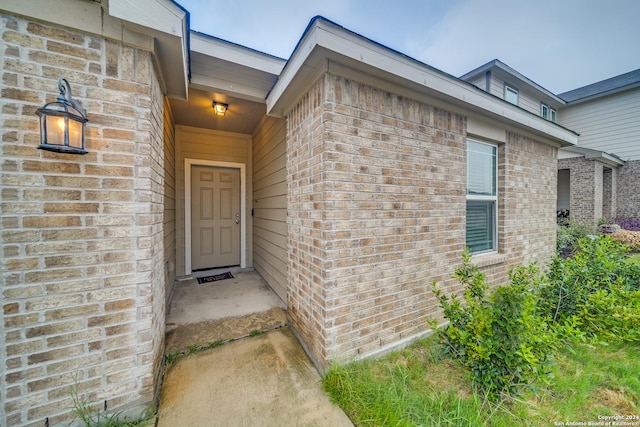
[36,77,88,154]
[212,101,228,116]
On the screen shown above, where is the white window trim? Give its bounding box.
[541,103,557,122]
[466,139,498,255]
[541,103,549,119]
[504,85,519,105]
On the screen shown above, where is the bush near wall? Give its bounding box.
[556,219,597,256]
[431,251,558,400]
[540,236,640,346]
[611,229,640,252]
[433,237,640,400]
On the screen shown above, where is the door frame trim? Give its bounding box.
[185,158,246,274]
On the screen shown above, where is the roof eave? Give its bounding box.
[189,32,286,102]
[460,59,566,106]
[109,0,190,100]
[267,18,577,148]
[562,81,640,105]
[561,147,626,167]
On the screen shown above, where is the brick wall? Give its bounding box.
[558,158,638,222]
[617,160,640,220]
[602,167,616,219]
[558,157,603,223]
[1,15,165,426]
[480,132,558,285]
[287,73,559,369]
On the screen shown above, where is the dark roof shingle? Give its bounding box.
[559,68,640,103]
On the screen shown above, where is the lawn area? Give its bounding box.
[323,335,640,426]
[323,238,640,426]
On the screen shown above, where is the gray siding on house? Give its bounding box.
[252,116,287,302]
[559,87,640,161]
[489,75,541,115]
[467,74,487,91]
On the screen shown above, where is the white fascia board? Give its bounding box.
[191,32,285,76]
[584,151,626,167]
[596,153,626,167]
[268,19,578,147]
[560,147,625,167]
[110,0,189,100]
[109,0,185,38]
[266,23,325,115]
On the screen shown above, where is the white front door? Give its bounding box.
[191,165,241,270]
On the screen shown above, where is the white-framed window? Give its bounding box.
[541,103,549,119]
[466,139,497,254]
[541,103,557,122]
[504,85,519,105]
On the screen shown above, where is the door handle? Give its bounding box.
[235,213,240,224]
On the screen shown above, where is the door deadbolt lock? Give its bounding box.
[235,213,240,224]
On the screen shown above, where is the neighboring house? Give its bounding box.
[0,2,576,425]
[461,60,640,223]
[557,70,640,222]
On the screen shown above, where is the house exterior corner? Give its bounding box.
[1,12,169,425]
[285,71,559,368]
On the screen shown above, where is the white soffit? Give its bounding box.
[109,0,189,100]
[190,32,285,102]
[267,18,578,147]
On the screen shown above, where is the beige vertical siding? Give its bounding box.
[252,117,288,302]
[163,99,177,307]
[559,87,640,161]
[175,126,252,275]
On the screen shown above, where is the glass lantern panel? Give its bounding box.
[68,119,83,149]
[45,115,66,146]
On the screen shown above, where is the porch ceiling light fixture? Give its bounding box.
[36,77,88,154]
[212,101,228,116]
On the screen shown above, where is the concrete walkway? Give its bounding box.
[157,328,353,426]
[157,270,353,426]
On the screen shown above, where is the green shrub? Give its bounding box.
[556,219,596,254]
[577,285,640,342]
[431,250,557,400]
[610,229,640,251]
[539,236,640,325]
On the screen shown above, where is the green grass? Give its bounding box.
[517,342,640,424]
[323,336,640,426]
[70,380,156,427]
